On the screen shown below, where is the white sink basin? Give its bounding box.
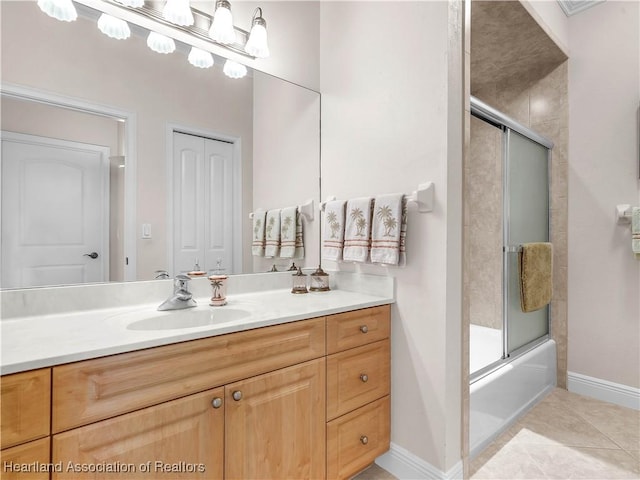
[125,308,252,331]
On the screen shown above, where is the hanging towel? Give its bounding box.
[519,242,553,313]
[294,211,305,259]
[280,206,298,258]
[251,209,266,257]
[370,193,404,265]
[632,207,640,259]
[398,197,409,266]
[343,197,373,262]
[322,200,346,262]
[264,209,281,258]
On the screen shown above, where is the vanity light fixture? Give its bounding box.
[223,59,247,79]
[147,32,176,54]
[37,0,77,22]
[113,0,144,8]
[162,0,194,27]
[209,0,236,45]
[244,7,269,58]
[188,47,214,68]
[97,13,131,40]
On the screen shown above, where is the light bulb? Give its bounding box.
[188,47,214,69]
[37,0,77,22]
[114,0,144,7]
[209,0,235,45]
[147,32,176,54]
[97,14,131,40]
[245,17,269,58]
[223,59,247,79]
[162,0,194,27]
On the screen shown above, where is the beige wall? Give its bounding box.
[567,1,640,389]
[320,1,464,473]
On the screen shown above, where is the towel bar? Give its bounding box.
[249,199,315,221]
[504,245,523,253]
[616,204,635,225]
[319,182,435,213]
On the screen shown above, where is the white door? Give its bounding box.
[173,132,234,275]
[1,132,109,288]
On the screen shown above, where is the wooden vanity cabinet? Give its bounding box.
[326,305,391,480]
[0,368,51,479]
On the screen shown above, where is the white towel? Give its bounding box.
[370,193,403,265]
[322,200,346,262]
[399,197,408,266]
[280,206,298,258]
[264,209,281,258]
[294,211,305,259]
[343,197,372,262]
[633,207,640,259]
[251,209,266,257]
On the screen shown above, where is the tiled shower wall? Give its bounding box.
[465,0,569,387]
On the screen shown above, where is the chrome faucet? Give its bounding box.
[157,274,197,311]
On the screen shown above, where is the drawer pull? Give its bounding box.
[360,374,369,383]
[360,435,369,445]
[211,397,223,409]
[232,391,243,401]
[360,325,369,334]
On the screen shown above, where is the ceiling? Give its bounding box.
[556,0,606,16]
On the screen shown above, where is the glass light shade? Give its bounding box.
[97,14,131,40]
[114,0,144,7]
[223,59,247,79]
[162,0,194,27]
[188,47,214,69]
[245,21,269,58]
[37,0,77,22]
[147,32,175,54]
[209,1,235,45]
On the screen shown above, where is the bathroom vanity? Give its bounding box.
[1,278,392,480]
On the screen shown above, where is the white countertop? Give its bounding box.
[1,288,394,375]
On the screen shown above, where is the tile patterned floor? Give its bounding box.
[471,388,640,479]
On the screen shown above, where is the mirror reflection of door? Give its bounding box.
[172,131,234,276]
[1,132,110,288]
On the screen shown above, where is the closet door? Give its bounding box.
[172,132,234,275]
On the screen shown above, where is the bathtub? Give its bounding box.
[469,337,557,458]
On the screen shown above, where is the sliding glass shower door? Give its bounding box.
[504,129,550,355]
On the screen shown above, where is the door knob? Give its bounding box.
[83,252,99,259]
[232,391,243,401]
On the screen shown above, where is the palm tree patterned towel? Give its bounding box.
[264,209,281,258]
[280,206,298,258]
[633,207,640,259]
[294,211,305,259]
[252,208,266,257]
[371,193,404,265]
[322,200,346,262]
[343,197,373,262]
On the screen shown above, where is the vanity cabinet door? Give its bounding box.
[52,388,224,479]
[0,437,50,480]
[225,358,326,480]
[1,368,51,449]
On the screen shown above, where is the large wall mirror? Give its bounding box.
[0,1,320,289]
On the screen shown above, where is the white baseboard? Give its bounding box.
[568,371,640,410]
[375,443,463,480]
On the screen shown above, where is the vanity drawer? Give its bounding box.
[326,339,390,421]
[53,317,325,432]
[326,395,390,480]
[1,437,51,480]
[326,305,390,354]
[1,368,51,448]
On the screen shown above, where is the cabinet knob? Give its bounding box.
[211,397,223,409]
[360,435,369,445]
[360,325,369,334]
[360,374,369,383]
[232,390,243,401]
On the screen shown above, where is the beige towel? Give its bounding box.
[280,207,298,258]
[264,209,281,258]
[343,197,372,263]
[370,193,403,265]
[519,242,553,313]
[322,200,346,262]
[251,209,266,257]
